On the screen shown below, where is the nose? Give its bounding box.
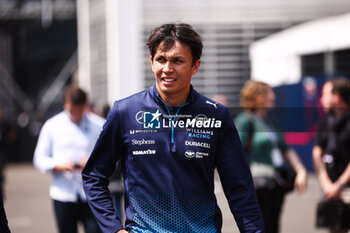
[163,61,173,73]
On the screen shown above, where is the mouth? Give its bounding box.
[161,77,176,83]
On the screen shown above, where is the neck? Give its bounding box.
[156,87,190,107]
[159,93,188,107]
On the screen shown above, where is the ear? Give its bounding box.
[192,59,201,76]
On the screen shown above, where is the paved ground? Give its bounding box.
[4,163,329,233]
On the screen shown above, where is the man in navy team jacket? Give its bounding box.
[82,23,264,233]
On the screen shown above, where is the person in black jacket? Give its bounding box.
[313,78,350,233]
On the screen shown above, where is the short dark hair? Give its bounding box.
[146,23,203,64]
[329,77,350,106]
[63,84,88,105]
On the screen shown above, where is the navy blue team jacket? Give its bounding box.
[82,85,264,233]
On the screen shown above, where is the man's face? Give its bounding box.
[150,40,200,103]
[64,101,87,124]
[320,82,336,113]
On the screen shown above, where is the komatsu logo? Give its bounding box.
[132,150,156,155]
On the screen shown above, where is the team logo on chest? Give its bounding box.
[185,150,209,159]
[143,110,161,129]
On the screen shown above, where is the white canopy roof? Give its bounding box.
[250,12,350,86]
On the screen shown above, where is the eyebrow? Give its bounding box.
[155,54,186,60]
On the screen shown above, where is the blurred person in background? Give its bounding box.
[0,107,8,197]
[235,80,308,233]
[0,180,10,233]
[0,107,18,198]
[82,23,264,233]
[0,106,11,233]
[33,84,104,233]
[212,94,228,107]
[313,78,350,233]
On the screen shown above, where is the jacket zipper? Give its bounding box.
[157,96,189,144]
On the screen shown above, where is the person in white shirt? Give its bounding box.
[33,84,104,233]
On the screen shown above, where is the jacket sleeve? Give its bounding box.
[215,109,265,233]
[82,102,124,233]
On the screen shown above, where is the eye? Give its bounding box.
[174,58,184,64]
[155,56,166,63]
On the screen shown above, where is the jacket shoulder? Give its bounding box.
[194,92,229,115]
[115,89,149,107]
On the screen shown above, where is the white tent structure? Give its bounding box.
[250,12,350,87]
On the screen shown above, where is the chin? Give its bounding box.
[159,85,176,93]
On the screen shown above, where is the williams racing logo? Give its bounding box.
[136,110,222,130]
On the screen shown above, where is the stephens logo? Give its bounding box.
[143,110,161,129]
[132,139,156,145]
